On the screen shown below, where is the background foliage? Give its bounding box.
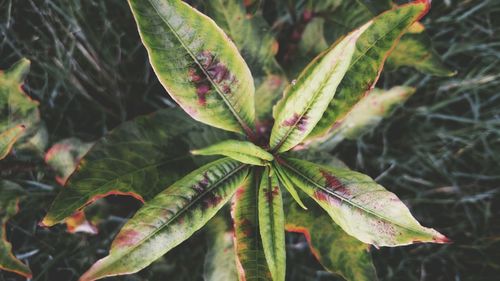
[0,0,499,280]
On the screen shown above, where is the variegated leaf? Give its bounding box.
[80,158,249,281]
[0,59,40,158]
[203,216,238,281]
[308,1,430,140]
[0,180,32,278]
[306,86,416,150]
[128,0,255,135]
[258,167,286,281]
[232,169,272,281]
[191,140,273,166]
[284,196,377,281]
[45,138,94,185]
[279,158,449,247]
[270,22,371,153]
[42,108,230,227]
[205,0,288,121]
[0,125,25,160]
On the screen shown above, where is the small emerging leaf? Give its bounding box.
[270,21,371,152]
[232,169,272,281]
[192,139,273,166]
[272,162,307,210]
[0,180,32,278]
[258,167,286,281]
[45,138,94,185]
[280,158,449,247]
[80,158,249,281]
[128,0,255,135]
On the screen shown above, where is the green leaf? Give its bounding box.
[42,108,230,227]
[205,0,287,122]
[79,158,249,281]
[306,86,416,150]
[0,180,32,279]
[0,59,40,157]
[284,196,377,281]
[232,169,272,281]
[387,32,456,77]
[279,158,449,247]
[128,0,255,135]
[203,216,238,281]
[258,167,286,281]
[45,138,94,185]
[0,125,25,160]
[271,162,308,210]
[270,21,371,153]
[308,1,430,140]
[191,139,273,166]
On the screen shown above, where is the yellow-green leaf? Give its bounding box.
[0,180,32,279]
[308,1,430,140]
[191,140,273,166]
[258,167,286,281]
[0,125,25,160]
[128,0,255,135]
[270,21,371,153]
[80,158,249,281]
[306,86,416,150]
[279,158,449,247]
[232,169,272,281]
[272,162,308,210]
[0,59,39,157]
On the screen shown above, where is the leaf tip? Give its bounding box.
[432,232,451,244]
[39,216,56,228]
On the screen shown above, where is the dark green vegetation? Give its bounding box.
[1,0,499,280]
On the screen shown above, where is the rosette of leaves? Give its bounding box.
[38,1,449,281]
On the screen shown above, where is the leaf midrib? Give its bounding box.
[281,159,429,236]
[146,0,253,135]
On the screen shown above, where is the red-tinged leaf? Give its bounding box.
[0,180,32,279]
[65,211,98,235]
[284,196,377,281]
[203,216,238,281]
[0,59,40,157]
[270,21,371,153]
[45,138,94,185]
[258,167,286,281]
[42,108,230,227]
[307,1,431,141]
[279,158,449,247]
[128,0,256,135]
[0,125,25,160]
[79,158,249,281]
[231,169,272,281]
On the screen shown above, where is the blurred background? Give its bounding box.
[0,0,499,280]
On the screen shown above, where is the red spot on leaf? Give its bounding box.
[314,190,329,201]
[282,113,309,131]
[193,172,210,193]
[320,169,350,197]
[114,229,141,247]
[203,192,223,209]
[239,218,254,237]
[303,9,314,23]
[265,186,280,203]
